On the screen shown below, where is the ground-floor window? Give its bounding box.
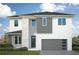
[15,35,22,44]
[19,36,21,44]
[62,39,67,50]
[15,36,18,44]
[31,35,36,48]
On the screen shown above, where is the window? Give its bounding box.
[15,36,22,44]
[58,18,66,25]
[15,36,18,44]
[62,39,67,50]
[58,18,61,25]
[42,17,47,26]
[19,36,22,44]
[14,20,18,26]
[32,19,36,27]
[62,18,66,25]
[31,36,36,48]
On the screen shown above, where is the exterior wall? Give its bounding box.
[9,19,22,32]
[29,19,37,48]
[22,17,29,48]
[32,16,72,51]
[37,17,52,33]
[8,15,72,51]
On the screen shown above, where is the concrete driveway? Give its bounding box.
[40,50,79,55]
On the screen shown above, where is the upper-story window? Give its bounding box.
[32,19,36,27]
[58,18,66,25]
[42,17,47,26]
[14,20,18,27]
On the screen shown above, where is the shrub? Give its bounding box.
[16,47,28,51]
[73,46,79,50]
[0,44,13,48]
[0,44,28,51]
[0,46,13,51]
[0,44,13,51]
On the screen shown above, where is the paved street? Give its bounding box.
[40,50,79,55]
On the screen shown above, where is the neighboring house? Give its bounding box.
[7,12,73,51]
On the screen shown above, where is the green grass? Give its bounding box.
[0,51,40,55]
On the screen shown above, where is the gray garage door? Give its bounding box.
[42,39,67,50]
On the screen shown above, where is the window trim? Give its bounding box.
[42,17,47,26]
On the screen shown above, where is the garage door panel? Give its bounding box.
[42,39,67,50]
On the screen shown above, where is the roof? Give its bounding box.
[8,12,73,17]
[7,30,22,34]
[22,12,73,15]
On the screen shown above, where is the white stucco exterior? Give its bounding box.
[22,17,29,48]
[8,14,73,51]
[29,16,72,51]
[9,18,22,32]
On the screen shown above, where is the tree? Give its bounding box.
[72,36,79,45]
[3,34,9,44]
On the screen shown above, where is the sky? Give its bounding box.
[0,3,79,38]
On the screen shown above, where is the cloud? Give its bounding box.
[72,25,77,37]
[0,3,16,38]
[72,23,79,37]
[68,3,79,6]
[40,3,66,12]
[55,5,66,11]
[0,24,9,38]
[74,21,79,25]
[40,3,55,12]
[0,23,2,27]
[0,3,16,17]
[3,26,9,32]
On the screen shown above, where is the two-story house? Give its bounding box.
[7,12,73,51]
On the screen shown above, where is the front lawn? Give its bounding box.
[0,51,40,55]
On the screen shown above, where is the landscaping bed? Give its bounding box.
[0,44,40,55]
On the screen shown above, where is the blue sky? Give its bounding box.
[0,3,79,38]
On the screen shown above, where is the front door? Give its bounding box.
[31,35,36,48]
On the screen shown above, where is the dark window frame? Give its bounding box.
[58,18,66,25]
[14,20,18,26]
[19,36,22,44]
[31,35,36,48]
[62,39,67,50]
[15,36,18,44]
[15,36,22,44]
[32,19,36,27]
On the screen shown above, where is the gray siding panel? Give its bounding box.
[37,17,52,33]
